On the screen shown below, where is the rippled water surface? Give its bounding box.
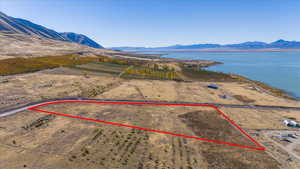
[162,52,300,98]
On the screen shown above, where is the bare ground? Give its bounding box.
[0,66,300,168]
[0,102,280,169]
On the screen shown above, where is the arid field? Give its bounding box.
[0,102,279,169]
[0,56,300,169]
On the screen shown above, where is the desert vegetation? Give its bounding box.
[97,55,147,66]
[98,56,131,65]
[73,57,182,80]
[181,64,236,82]
[0,52,241,83]
[0,54,99,76]
[72,62,127,76]
[122,66,180,80]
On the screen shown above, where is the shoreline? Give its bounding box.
[227,73,298,100]
[196,60,299,100]
[204,64,299,100]
[159,55,299,101]
[129,51,299,101]
[125,48,300,53]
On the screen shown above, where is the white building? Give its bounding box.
[283,120,299,128]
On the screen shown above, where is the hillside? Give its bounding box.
[0,32,116,60]
[60,32,104,49]
[0,11,103,49]
[0,11,66,41]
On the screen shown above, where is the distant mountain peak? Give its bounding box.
[60,32,103,49]
[273,39,288,43]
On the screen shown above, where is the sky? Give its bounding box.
[1,0,300,47]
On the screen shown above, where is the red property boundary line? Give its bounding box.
[27,100,265,151]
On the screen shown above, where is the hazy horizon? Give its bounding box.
[1,0,300,47]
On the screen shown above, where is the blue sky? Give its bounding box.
[1,0,300,47]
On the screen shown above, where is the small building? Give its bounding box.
[283,120,289,126]
[283,120,299,128]
[290,121,297,126]
[219,94,230,99]
[207,84,219,89]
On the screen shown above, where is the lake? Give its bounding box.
[162,52,300,99]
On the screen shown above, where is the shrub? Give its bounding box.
[0,54,98,76]
[123,67,180,80]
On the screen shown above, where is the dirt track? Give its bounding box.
[1,97,300,118]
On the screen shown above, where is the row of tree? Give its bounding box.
[145,63,176,72]
[124,67,179,80]
[98,57,130,65]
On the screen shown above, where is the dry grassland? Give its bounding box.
[0,103,280,169]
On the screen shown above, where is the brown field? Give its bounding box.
[0,103,280,169]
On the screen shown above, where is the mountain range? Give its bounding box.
[112,40,300,51]
[0,11,103,49]
[1,11,300,52]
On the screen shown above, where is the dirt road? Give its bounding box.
[1,97,300,118]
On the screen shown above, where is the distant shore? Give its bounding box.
[126,48,300,53]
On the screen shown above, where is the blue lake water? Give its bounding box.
[162,52,300,99]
